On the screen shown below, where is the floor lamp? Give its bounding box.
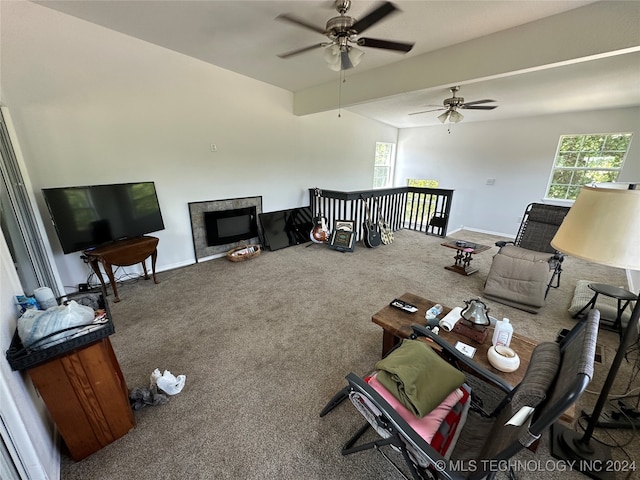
[549,183,640,480]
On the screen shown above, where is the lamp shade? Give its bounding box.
[551,184,640,270]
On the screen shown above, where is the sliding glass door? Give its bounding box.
[0,107,60,296]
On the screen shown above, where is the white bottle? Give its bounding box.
[425,304,443,321]
[492,318,513,347]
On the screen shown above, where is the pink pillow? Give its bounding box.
[367,373,463,443]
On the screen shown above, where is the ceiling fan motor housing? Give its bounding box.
[326,15,357,40]
[444,96,464,108]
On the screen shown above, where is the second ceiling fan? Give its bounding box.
[276,0,414,71]
[410,86,498,123]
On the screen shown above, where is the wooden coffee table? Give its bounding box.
[371,293,574,424]
[441,239,491,275]
[372,292,536,387]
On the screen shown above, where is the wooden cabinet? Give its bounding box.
[27,337,135,461]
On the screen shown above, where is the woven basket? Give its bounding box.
[226,244,261,262]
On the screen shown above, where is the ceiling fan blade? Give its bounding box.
[461,105,498,110]
[408,108,445,116]
[275,13,326,34]
[461,99,496,106]
[351,1,398,34]
[277,43,325,59]
[358,37,414,52]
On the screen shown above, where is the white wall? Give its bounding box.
[396,107,640,237]
[3,1,639,291]
[0,227,59,480]
[1,1,397,290]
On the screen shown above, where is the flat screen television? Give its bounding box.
[258,206,313,251]
[42,181,165,254]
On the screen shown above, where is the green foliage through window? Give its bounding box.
[373,142,395,188]
[546,133,632,200]
[407,179,439,188]
[406,179,440,223]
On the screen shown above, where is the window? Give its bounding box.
[545,133,632,201]
[373,142,395,188]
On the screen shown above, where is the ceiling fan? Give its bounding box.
[276,0,414,71]
[409,86,498,123]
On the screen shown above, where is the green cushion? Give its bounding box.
[375,339,465,418]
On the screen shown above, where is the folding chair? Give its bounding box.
[484,203,570,313]
[339,310,599,480]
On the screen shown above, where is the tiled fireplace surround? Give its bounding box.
[188,196,262,261]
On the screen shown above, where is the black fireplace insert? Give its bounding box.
[204,206,258,246]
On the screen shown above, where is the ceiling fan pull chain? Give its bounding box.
[338,70,344,118]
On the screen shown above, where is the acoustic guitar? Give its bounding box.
[310,188,330,243]
[360,195,381,248]
[372,196,394,245]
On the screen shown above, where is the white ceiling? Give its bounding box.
[34,0,640,128]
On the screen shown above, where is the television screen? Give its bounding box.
[259,207,313,251]
[42,182,165,254]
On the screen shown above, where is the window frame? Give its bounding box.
[373,142,396,189]
[544,132,632,202]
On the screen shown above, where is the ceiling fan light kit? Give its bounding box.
[323,43,364,71]
[410,86,497,124]
[438,110,463,124]
[276,1,414,72]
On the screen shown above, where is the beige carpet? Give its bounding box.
[61,229,639,480]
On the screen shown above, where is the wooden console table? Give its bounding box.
[84,236,159,302]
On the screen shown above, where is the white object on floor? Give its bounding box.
[150,368,186,395]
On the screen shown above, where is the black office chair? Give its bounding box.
[484,203,570,313]
[339,310,599,480]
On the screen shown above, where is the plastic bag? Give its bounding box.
[129,386,169,410]
[150,368,186,395]
[17,300,95,350]
[16,295,39,314]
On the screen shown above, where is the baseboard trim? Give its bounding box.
[454,226,515,239]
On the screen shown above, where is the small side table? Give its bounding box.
[441,240,491,276]
[572,283,636,338]
[84,236,159,302]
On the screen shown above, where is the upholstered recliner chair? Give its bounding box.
[483,203,570,313]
